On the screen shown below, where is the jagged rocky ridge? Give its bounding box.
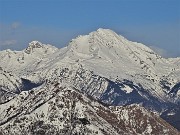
[0,28,180,133]
[0,81,179,135]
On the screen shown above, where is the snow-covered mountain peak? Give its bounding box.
[96,28,126,39]
[23,40,58,56]
[24,41,44,54]
[67,28,127,57]
[96,28,115,34]
[66,28,159,67]
[28,40,43,48]
[69,28,126,47]
[60,29,180,99]
[0,41,58,74]
[0,28,180,133]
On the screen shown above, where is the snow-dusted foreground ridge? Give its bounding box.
[0,28,180,134]
[0,81,179,135]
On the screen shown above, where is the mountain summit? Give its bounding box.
[0,28,180,133]
[24,41,44,54]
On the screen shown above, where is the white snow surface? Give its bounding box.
[121,85,134,93]
[0,28,180,135]
[0,28,179,103]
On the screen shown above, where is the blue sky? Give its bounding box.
[0,0,179,57]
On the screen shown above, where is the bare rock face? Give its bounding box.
[110,105,179,135]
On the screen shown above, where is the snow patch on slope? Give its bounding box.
[121,85,134,93]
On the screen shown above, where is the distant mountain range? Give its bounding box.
[0,28,179,134]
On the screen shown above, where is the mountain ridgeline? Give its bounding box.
[0,28,180,134]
